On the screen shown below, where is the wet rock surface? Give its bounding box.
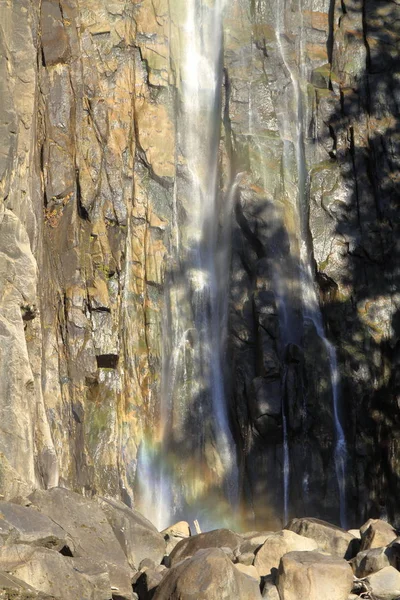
[0,0,399,542]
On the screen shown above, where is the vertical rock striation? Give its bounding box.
[0,0,398,530]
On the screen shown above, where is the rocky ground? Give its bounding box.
[0,487,399,599]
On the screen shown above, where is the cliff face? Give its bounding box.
[0,0,398,528]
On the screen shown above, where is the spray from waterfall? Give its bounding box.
[136,0,238,531]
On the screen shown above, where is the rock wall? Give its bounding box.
[0,0,398,529]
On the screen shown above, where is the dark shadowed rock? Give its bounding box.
[28,488,133,599]
[262,574,280,599]
[97,496,166,570]
[0,502,68,551]
[153,548,262,599]
[133,566,167,600]
[0,545,111,599]
[286,518,356,558]
[277,551,353,600]
[169,529,242,565]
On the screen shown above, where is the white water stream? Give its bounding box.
[275,0,348,527]
[137,0,238,530]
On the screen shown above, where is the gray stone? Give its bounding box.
[153,548,262,599]
[0,502,68,551]
[0,545,111,600]
[364,566,400,600]
[28,488,133,599]
[97,496,166,570]
[351,546,391,578]
[254,530,318,577]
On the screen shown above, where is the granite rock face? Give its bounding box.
[0,0,399,529]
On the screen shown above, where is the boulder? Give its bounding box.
[348,529,361,539]
[153,548,262,599]
[28,488,133,599]
[351,546,391,577]
[0,571,56,599]
[364,566,400,600]
[277,551,354,600]
[360,519,397,551]
[169,529,242,565]
[253,530,318,576]
[161,521,190,554]
[234,563,259,581]
[97,496,166,570]
[286,517,356,558]
[0,545,111,600]
[239,533,272,555]
[0,501,68,551]
[237,551,258,566]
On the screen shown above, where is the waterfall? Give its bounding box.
[136,0,238,531]
[275,0,348,526]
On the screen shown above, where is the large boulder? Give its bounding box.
[277,551,354,600]
[364,566,400,600]
[169,529,242,565]
[286,517,356,558]
[97,496,166,570]
[360,520,397,551]
[161,521,190,554]
[28,488,133,599]
[0,544,111,600]
[253,530,318,576]
[0,501,68,551]
[153,548,262,599]
[351,547,392,577]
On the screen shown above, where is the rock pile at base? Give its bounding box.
[0,489,399,599]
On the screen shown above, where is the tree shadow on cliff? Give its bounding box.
[314,0,400,524]
[227,186,344,528]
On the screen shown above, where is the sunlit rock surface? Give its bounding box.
[0,0,399,532]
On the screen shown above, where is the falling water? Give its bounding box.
[275,0,348,526]
[137,0,238,530]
